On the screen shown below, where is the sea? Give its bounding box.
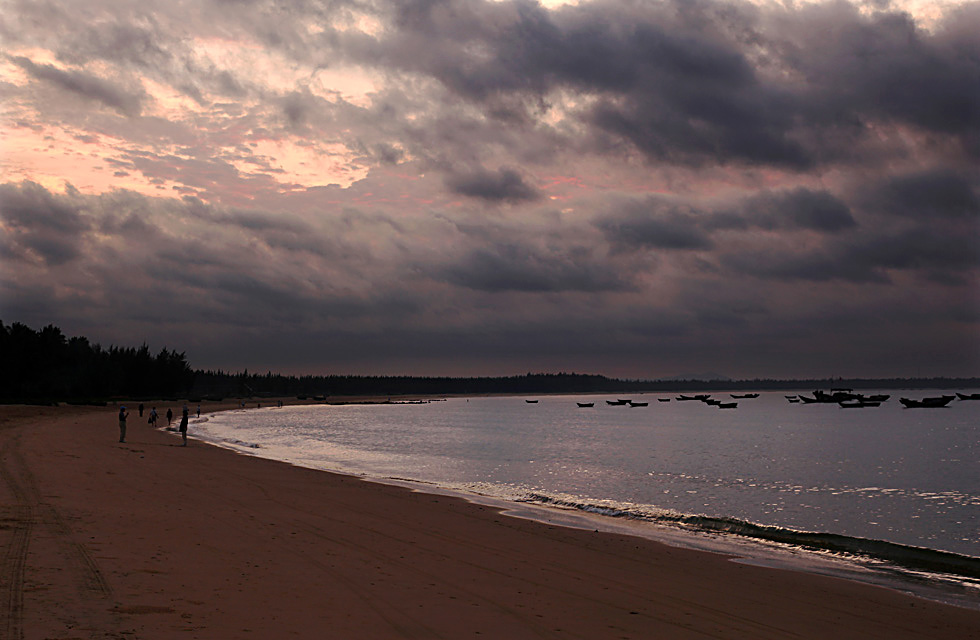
[190,391,980,610]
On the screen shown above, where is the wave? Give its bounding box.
[518,492,980,581]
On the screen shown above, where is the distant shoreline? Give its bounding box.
[6,375,978,407]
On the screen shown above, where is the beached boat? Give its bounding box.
[677,394,710,401]
[956,392,980,400]
[606,399,628,406]
[628,401,648,407]
[525,400,538,404]
[577,402,594,408]
[730,393,759,399]
[899,396,954,408]
[657,398,671,402]
[717,402,737,409]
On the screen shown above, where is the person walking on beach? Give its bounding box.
[166,407,173,426]
[118,406,129,443]
[196,404,201,418]
[179,405,189,446]
[149,407,158,429]
[138,403,144,418]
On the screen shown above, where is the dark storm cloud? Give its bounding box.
[440,240,629,293]
[596,189,855,256]
[370,0,812,168]
[8,55,145,117]
[596,198,713,251]
[723,188,858,232]
[444,167,541,203]
[360,0,980,169]
[0,181,91,265]
[779,3,980,138]
[856,169,980,220]
[721,245,887,284]
[0,183,412,331]
[721,221,980,284]
[855,227,980,279]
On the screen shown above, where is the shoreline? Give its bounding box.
[195,402,980,613]
[2,402,979,638]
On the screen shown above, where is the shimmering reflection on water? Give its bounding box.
[197,392,979,558]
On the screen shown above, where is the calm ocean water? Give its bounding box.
[192,391,980,607]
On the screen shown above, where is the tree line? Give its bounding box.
[2,321,977,403]
[0,321,194,402]
[193,370,980,399]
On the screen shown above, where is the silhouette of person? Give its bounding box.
[166,408,173,426]
[196,404,201,418]
[149,407,158,428]
[179,405,189,446]
[118,406,129,443]
[138,403,144,418]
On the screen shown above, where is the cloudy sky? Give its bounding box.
[2,0,978,379]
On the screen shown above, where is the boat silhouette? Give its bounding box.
[899,396,954,408]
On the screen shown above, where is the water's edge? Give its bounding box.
[185,412,980,612]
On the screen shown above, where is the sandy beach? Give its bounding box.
[2,403,978,639]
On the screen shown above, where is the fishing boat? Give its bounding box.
[730,393,759,399]
[956,392,980,400]
[838,400,881,408]
[800,389,860,404]
[628,401,648,407]
[899,396,954,408]
[577,402,594,408]
[525,399,538,404]
[657,398,671,402]
[717,402,737,409]
[606,399,628,406]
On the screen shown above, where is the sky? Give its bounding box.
[1,0,978,380]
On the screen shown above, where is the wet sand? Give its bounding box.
[2,402,978,639]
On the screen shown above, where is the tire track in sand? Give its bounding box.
[0,430,113,639]
[0,435,33,640]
